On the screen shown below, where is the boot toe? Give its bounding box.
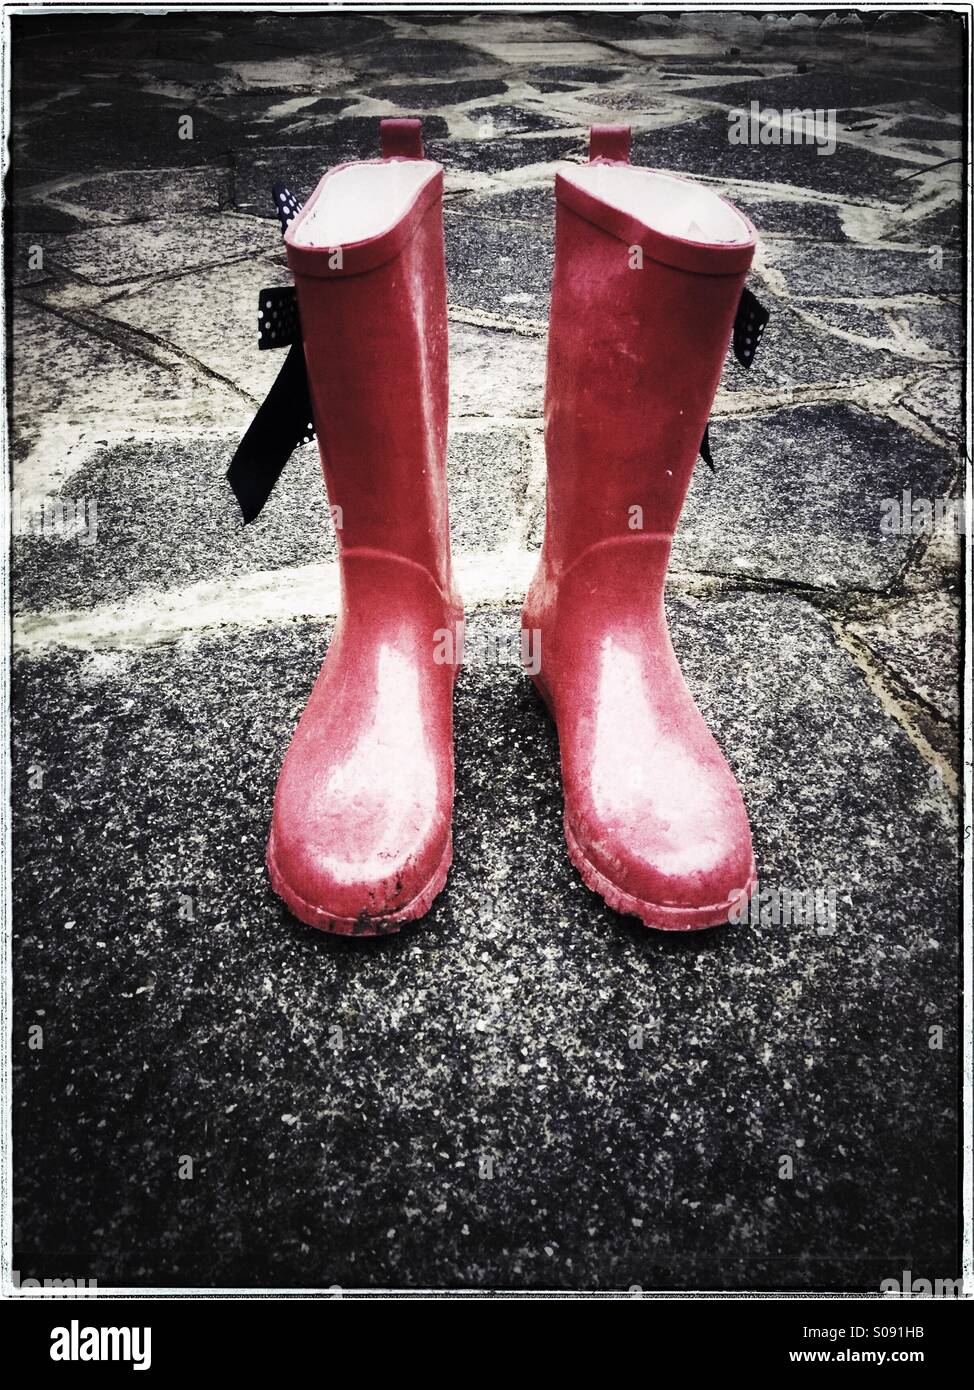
[268,696,453,935]
[268,801,451,935]
[567,808,754,930]
[564,753,755,930]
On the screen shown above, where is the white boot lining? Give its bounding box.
[292,160,439,248]
[564,165,751,245]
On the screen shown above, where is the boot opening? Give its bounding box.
[564,166,751,245]
[291,161,440,248]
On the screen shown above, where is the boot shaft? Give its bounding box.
[285,123,452,593]
[543,129,756,570]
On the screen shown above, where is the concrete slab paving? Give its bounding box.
[448,427,533,553]
[762,238,964,301]
[891,301,965,360]
[523,405,958,594]
[448,322,546,420]
[626,112,921,203]
[445,211,554,318]
[715,292,907,396]
[427,133,583,174]
[231,122,449,216]
[369,79,508,108]
[674,406,957,592]
[12,439,334,615]
[685,65,964,115]
[11,597,957,1288]
[11,79,234,176]
[345,37,502,79]
[794,299,962,365]
[93,255,294,399]
[846,592,961,725]
[86,230,546,415]
[34,166,233,226]
[7,198,83,235]
[450,185,556,223]
[12,425,537,616]
[9,300,245,495]
[46,212,282,286]
[902,372,964,442]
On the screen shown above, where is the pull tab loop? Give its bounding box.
[589,124,631,163]
[380,117,424,160]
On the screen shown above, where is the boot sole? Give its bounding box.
[532,673,757,932]
[267,832,453,937]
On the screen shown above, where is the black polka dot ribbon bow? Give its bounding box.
[226,181,316,524]
[257,286,300,351]
[699,288,770,472]
[272,181,302,233]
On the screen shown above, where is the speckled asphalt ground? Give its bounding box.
[7,10,964,1292]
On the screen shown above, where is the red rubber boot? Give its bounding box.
[523,126,759,931]
[267,120,462,935]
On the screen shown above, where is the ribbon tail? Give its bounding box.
[733,288,770,368]
[699,422,715,472]
[227,343,314,524]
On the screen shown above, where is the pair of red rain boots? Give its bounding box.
[249,119,759,935]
